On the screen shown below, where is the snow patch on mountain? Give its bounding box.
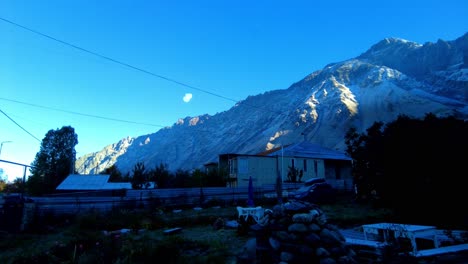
[76,33,468,175]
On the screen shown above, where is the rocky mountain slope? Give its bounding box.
[76,33,468,175]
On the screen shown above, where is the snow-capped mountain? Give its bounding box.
[76,33,468,175]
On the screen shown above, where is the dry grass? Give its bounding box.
[1,192,395,263]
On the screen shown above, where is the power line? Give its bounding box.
[0,16,289,117]
[0,17,237,102]
[0,97,241,136]
[0,108,41,142]
[0,97,167,128]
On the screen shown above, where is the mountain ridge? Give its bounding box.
[76,32,468,175]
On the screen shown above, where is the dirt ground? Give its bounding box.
[156,224,468,264]
[178,225,249,253]
[148,223,251,262]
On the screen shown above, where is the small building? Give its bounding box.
[218,141,353,190]
[203,161,218,174]
[56,174,131,192]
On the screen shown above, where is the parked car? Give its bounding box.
[291,178,335,203]
[303,177,327,186]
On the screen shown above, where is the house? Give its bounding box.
[203,161,218,174]
[56,174,132,192]
[218,141,353,190]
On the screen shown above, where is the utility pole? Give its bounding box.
[276,154,283,205]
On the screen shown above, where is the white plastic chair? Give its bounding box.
[237,206,265,223]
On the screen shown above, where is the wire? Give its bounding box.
[0,97,243,136]
[0,17,237,103]
[0,97,166,128]
[0,108,41,142]
[0,16,289,117]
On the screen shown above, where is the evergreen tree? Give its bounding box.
[204,167,228,187]
[101,164,123,182]
[191,169,206,187]
[131,162,147,189]
[173,169,191,188]
[27,126,78,195]
[345,114,467,228]
[3,178,23,194]
[149,163,173,188]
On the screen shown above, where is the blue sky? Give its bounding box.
[1,0,467,182]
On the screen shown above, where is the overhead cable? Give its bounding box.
[0,16,288,117]
[0,108,41,142]
[0,97,166,128]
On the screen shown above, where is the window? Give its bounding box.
[303,159,307,172]
[291,158,295,168]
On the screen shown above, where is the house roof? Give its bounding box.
[203,161,218,167]
[56,174,131,190]
[256,144,293,156]
[265,141,352,161]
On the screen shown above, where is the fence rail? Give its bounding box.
[19,181,348,216]
[27,184,303,216]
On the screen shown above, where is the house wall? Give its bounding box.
[278,156,325,182]
[324,159,353,190]
[324,160,347,180]
[231,155,328,188]
[223,154,353,191]
[235,156,277,187]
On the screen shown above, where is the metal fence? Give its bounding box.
[28,183,302,216]
[4,180,352,218]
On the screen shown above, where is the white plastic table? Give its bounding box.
[362,223,439,254]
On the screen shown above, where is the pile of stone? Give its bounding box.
[239,200,357,264]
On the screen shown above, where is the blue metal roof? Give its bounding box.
[56,174,131,190]
[266,141,352,161]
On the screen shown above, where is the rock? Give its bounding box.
[316,214,328,226]
[337,255,358,264]
[292,213,314,223]
[329,245,347,257]
[283,200,312,213]
[272,204,285,217]
[320,228,343,246]
[280,251,295,262]
[288,223,309,233]
[250,223,265,232]
[316,247,331,257]
[237,238,257,263]
[320,257,337,264]
[163,227,182,235]
[310,209,321,217]
[225,220,240,229]
[269,237,281,251]
[305,232,322,247]
[273,231,290,241]
[309,223,322,232]
[297,245,314,256]
[240,201,356,263]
